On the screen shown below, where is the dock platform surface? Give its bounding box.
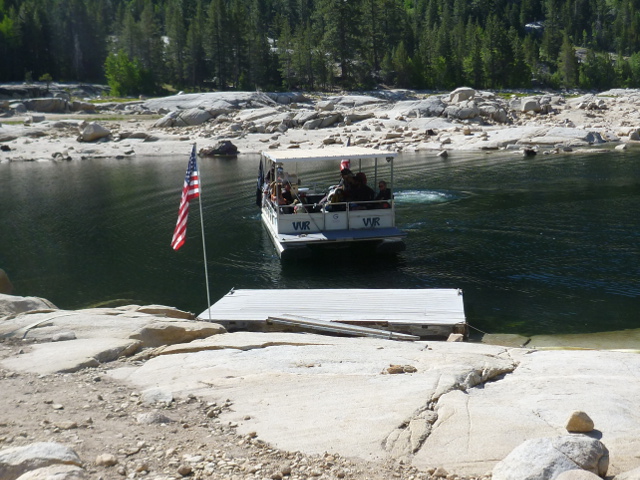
[197,289,466,338]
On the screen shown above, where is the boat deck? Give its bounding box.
[197,288,467,339]
[275,227,406,245]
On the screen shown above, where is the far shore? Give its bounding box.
[2,86,640,163]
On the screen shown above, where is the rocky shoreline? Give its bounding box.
[2,293,640,480]
[2,86,640,162]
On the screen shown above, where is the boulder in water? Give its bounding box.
[199,140,238,156]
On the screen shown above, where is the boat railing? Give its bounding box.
[265,196,393,213]
[295,199,393,213]
[263,193,395,233]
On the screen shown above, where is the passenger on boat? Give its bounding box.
[276,182,294,213]
[325,187,346,211]
[282,182,294,205]
[350,172,375,210]
[375,180,392,208]
[270,182,285,204]
[339,168,356,200]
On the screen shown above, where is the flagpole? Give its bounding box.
[194,144,212,320]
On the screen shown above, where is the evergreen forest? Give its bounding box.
[2,0,640,94]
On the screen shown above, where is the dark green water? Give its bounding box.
[1,150,638,336]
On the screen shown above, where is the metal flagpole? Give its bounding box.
[194,144,212,320]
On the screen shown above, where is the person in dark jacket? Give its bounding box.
[350,172,375,209]
[375,180,392,208]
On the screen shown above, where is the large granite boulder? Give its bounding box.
[492,436,609,480]
[0,442,82,480]
[449,87,476,103]
[445,100,480,120]
[9,102,27,114]
[331,95,384,108]
[23,98,68,113]
[292,109,319,126]
[234,106,281,124]
[266,92,309,104]
[0,299,226,374]
[14,464,87,479]
[174,107,212,126]
[70,100,96,112]
[199,140,238,156]
[77,122,110,142]
[555,470,604,480]
[521,96,543,113]
[479,102,510,123]
[387,97,447,119]
[528,127,606,146]
[153,111,179,127]
[0,293,57,319]
[2,337,142,373]
[303,113,343,129]
[143,92,275,112]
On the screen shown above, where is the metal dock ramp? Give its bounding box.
[197,289,466,339]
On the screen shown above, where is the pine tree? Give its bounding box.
[277,17,295,89]
[227,0,250,89]
[204,0,231,89]
[15,1,52,80]
[579,49,616,89]
[292,23,317,89]
[540,0,563,64]
[557,32,578,87]
[165,0,188,87]
[0,7,19,81]
[462,20,484,88]
[138,0,164,87]
[508,28,532,87]
[362,0,384,73]
[392,41,411,87]
[245,0,274,89]
[184,0,207,88]
[481,14,511,88]
[315,0,364,87]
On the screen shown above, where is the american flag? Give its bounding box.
[171,145,200,251]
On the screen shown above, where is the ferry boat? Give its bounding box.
[257,147,406,259]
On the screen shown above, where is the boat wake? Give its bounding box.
[394,189,461,204]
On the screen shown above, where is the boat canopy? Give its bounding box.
[261,146,397,164]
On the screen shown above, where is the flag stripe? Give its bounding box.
[171,146,200,251]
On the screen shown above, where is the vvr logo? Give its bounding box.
[362,217,381,227]
[293,221,311,231]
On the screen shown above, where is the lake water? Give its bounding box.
[1,149,638,336]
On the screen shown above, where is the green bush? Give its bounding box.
[104,50,155,96]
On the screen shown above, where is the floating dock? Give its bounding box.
[197,289,467,339]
